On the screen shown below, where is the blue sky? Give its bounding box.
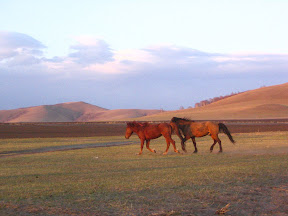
[1,0,288,110]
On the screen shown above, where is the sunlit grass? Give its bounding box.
[1,132,287,215]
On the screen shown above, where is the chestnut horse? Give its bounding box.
[170,117,235,153]
[125,121,180,155]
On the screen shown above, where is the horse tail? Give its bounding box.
[218,123,236,144]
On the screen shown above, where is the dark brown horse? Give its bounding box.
[170,117,235,153]
[125,121,180,155]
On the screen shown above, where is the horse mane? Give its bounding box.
[127,121,149,129]
[171,117,194,123]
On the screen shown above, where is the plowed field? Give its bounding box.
[0,120,287,138]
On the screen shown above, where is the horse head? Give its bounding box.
[125,122,135,139]
[125,122,150,139]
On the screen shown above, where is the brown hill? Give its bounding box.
[1,83,287,122]
[0,102,162,122]
[136,82,288,121]
[77,109,162,121]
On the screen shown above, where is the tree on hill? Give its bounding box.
[194,92,241,108]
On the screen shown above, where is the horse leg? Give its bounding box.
[212,133,223,153]
[146,140,156,153]
[181,135,190,153]
[171,138,180,154]
[137,139,145,155]
[163,137,171,155]
[191,137,198,153]
[210,133,223,153]
[210,139,217,153]
[166,136,180,154]
[217,138,223,153]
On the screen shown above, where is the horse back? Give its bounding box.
[190,121,219,137]
[141,123,165,139]
[146,123,172,138]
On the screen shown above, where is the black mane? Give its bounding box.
[170,117,194,123]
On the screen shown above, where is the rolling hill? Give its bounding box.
[136,82,288,121]
[0,102,162,122]
[1,83,287,122]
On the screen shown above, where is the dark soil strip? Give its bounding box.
[226,123,288,133]
[0,121,288,139]
[0,141,134,158]
[0,123,126,138]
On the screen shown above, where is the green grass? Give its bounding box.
[1,132,288,215]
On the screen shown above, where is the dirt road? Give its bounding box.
[0,141,134,158]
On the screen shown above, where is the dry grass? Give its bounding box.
[137,82,288,121]
[0,132,288,215]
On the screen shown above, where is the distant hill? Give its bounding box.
[1,83,287,122]
[0,102,162,122]
[136,82,288,121]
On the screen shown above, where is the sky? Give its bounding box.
[1,0,288,110]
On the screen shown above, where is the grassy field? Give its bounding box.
[1,132,288,215]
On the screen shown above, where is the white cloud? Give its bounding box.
[69,37,114,65]
[0,31,45,50]
[1,31,288,79]
[0,31,45,60]
[1,32,287,110]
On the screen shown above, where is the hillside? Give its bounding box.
[1,83,287,122]
[136,82,288,121]
[0,102,162,122]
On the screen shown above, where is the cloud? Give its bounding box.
[69,37,114,65]
[1,31,288,82]
[0,31,46,72]
[143,45,212,61]
[0,31,45,60]
[0,31,45,50]
[1,32,288,110]
[139,45,218,73]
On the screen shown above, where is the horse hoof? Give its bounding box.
[136,153,142,155]
[163,152,167,155]
[153,150,157,153]
[193,151,198,154]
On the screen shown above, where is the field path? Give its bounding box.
[0,141,134,158]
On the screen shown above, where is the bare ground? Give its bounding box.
[0,120,288,139]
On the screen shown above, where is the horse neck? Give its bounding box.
[174,121,192,132]
[130,125,143,133]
